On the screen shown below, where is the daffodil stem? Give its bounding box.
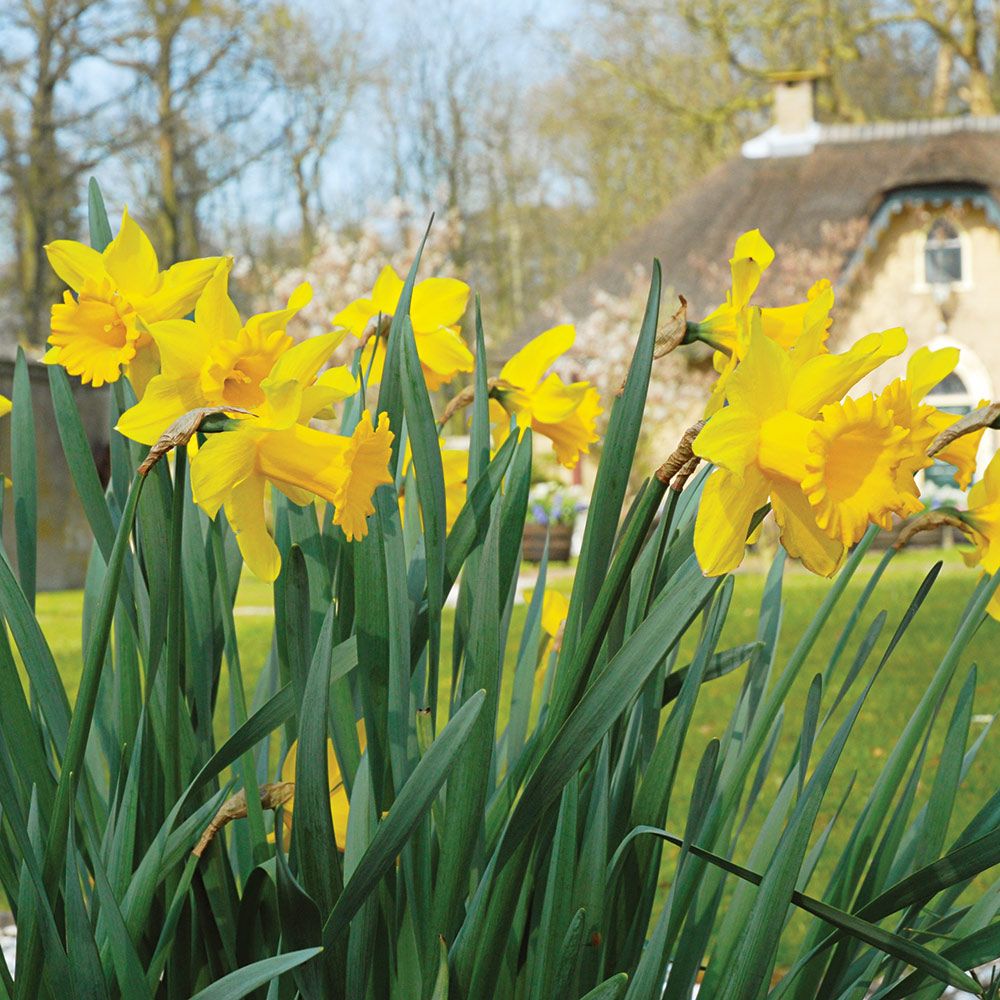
[37,470,145,921]
[163,452,186,807]
[644,487,682,618]
[210,521,268,866]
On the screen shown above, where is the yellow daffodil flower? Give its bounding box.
[45,207,224,392]
[190,392,393,580]
[693,315,909,577]
[877,346,986,497]
[695,229,776,349]
[959,452,1000,620]
[0,396,10,420]
[522,587,570,708]
[117,267,357,445]
[539,589,570,648]
[440,449,469,530]
[491,325,602,469]
[274,722,367,852]
[704,278,834,417]
[332,265,473,390]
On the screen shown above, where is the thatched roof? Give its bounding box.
[514,116,1000,357]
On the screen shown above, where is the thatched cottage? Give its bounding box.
[550,75,1000,499]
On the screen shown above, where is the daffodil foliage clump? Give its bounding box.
[1,183,1000,999]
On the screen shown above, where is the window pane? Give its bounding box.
[925,244,962,284]
[929,373,967,397]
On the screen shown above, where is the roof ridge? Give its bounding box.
[819,114,1000,144]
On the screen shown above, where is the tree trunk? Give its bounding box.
[964,65,996,115]
[931,43,954,115]
[155,25,180,263]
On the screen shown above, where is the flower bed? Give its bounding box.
[0,192,994,997]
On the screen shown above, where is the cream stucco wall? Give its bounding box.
[838,202,1000,473]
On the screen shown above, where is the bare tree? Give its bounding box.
[0,0,116,344]
[106,0,277,262]
[256,2,367,257]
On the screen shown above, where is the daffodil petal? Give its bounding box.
[256,379,304,431]
[770,478,845,577]
[103,207,160,298]
[332,298,376,338]
[190,429,257,517]
[225,474,281,582]
[299,367,360,422]
[193,261,241,341]
[360,336,387,385]
[520,373,587,423]
[905,346,960,403]
[500,324,575,388]
[266,330,345,386]
[414,326,474,382]
[370,266,404,316]
[730,258,764,312]
[245,282,312,337]
[143,256,228,323]
[539,590,570,639]
[116,374,202,445]
[693,406,763,476]
[532,386,602,469]
[693,467,769,576]
[44,241,105,292]
[410,277,470,332]
[724,315,793,419]
[788,327,907,418]
[733,229,775,270]
[148,319,205,378]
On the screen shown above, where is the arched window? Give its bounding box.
[924,218,963,286]
[923,368,974,501]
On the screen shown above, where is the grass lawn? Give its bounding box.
[32,545,1000,961]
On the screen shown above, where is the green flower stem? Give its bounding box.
[25,466,146,994]
[164,448,187,806]
[210,521,269,865]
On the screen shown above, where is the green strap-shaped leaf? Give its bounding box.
[34,470,144,916]
[180,683,297,814]
[322,689,486,944]
[859,821,1000,926]
[468,298,491,485]
[294,600,344,919]
[11,347,37,606]
[879,920,1000,999]
[89,834,152,999]
[376,220,431,471]
[579,974,629,1000]
[558,261,660,670]
[0,541,72,754]
[644,828,981,995]
[88,178,114,250]
[400,314,446,713]
[496,553,719,869]
[187,949,324,1000]
[543,476,667,742]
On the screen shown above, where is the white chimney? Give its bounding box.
[774,76,815,133]
[742,70,823,159]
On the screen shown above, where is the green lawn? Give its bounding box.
[32,545,1000,961]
